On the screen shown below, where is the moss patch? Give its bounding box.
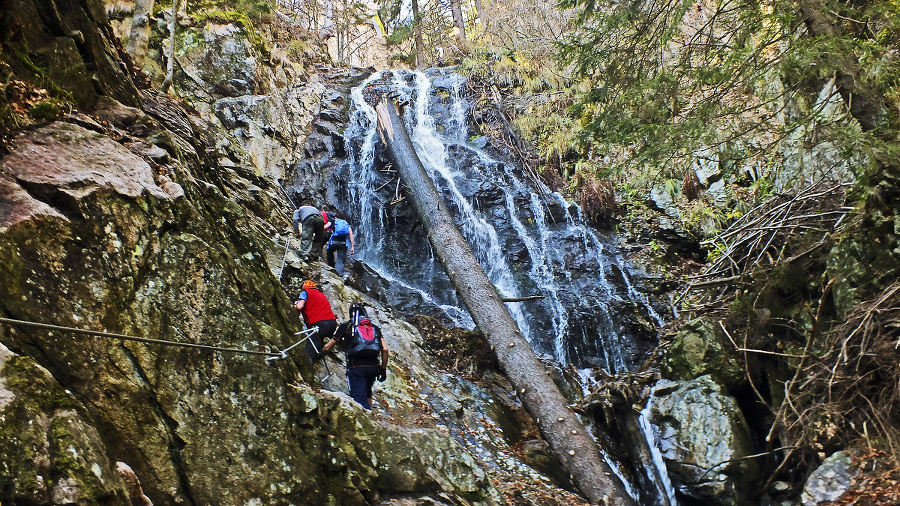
[3,356,81,413]
[0,354,128,503]
[661,318,744,389]
[196,11,267,54]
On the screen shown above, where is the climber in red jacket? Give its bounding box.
[294,279,337,360]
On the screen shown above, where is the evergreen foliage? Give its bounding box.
[557,0,900,183]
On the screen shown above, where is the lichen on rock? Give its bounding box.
[660,318,743,389]
[0,343,131,503]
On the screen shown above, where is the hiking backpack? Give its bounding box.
[345,304,382,358]
[332,218,350,238]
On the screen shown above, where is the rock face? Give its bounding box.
[175,22,268,103]
[214,83,328,183]
[0,95,517,504]
[171,18,326,184]
[776,76,863,192]
[0,342,132,503]
[660,318,743,389]
[647,376,759,506]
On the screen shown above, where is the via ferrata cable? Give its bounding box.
[272,176,298,281]
[0,317,281,358]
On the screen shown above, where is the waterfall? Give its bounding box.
[333,68,677,505]
[339,68,664,370]
[640,389,679,506]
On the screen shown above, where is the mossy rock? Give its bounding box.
[0,347,131,504]
[0,0,140,110]
[661,318,743,389]
[827,209,900,319]
[196,11,267,55]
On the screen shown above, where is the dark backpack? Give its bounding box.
[345,304,381,358]
[332,219,350,238]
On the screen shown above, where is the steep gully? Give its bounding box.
[297,68,680,505]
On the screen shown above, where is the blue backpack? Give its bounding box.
[332,218,350,238]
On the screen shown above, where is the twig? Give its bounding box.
[720,320,803,358]
[374,177,397,193]
[694,446,797,482]
[689,275,743,290]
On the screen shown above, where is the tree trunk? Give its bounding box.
[374,97,636,506]
[798,0,887,131]
[410,0,425,67]
[126,0,155,67]
[450,0,466,41]
[160,0,181,93]
[321,0,335,39]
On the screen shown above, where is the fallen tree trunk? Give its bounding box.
[375,98,636,506]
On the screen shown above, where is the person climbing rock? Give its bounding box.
[320,205,334,260]
[294,279,337,360]
[292,203,326,261]
[325,212,355,279]
[321,303,389,410]
[320,205,334,229]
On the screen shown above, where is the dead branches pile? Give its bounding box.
[772,282,900,471]
[575,368,657,424]
[406,314,499,378]
[679,181,854,312]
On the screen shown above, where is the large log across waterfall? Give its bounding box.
[375,98,636,506]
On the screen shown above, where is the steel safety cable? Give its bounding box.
[0,317,280,357]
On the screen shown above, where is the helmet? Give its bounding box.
[302,280,316,291]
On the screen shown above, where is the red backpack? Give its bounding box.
[345,305,382,358]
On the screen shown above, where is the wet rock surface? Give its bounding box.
[326,69,664,371]
[647,376,759,506]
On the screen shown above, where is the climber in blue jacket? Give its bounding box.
[325,212,355,278]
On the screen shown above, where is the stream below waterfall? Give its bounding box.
[325,67,677,505]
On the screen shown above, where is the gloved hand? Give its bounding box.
[376,368,387,382]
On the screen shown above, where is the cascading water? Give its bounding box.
[338,68,663,369]
[332,68,676,504]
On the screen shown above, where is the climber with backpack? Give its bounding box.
[324,212,355,279]
[321,303,388,410]
[292,202,326,262]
